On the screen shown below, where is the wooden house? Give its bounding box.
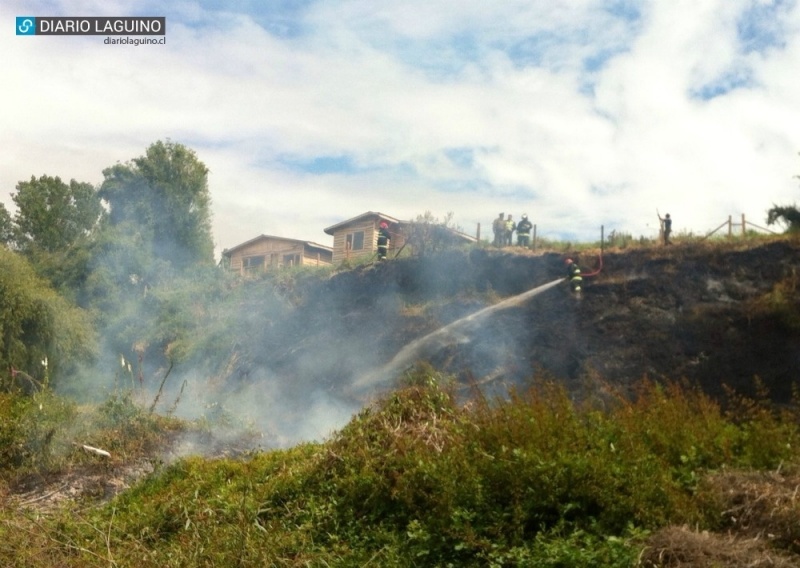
[222,235,333,275]
[323,212,406,264]
[323,211,477,263]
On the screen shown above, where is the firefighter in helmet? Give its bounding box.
[565,258,582,295]
[377,221,391,260]
[516,214,532,247]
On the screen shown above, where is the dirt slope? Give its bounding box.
[251,238,800,405]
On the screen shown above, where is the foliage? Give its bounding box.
[2,175,103,298]
[0,388,183,483]
[98,140,214,271]
[405,210,470,257]
[11,175,103,254]
[0,203,13,246]
[767,204,800,232]
[3,367,799,566]
[0,248,96,389]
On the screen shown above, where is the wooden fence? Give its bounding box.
[702,214,777,239]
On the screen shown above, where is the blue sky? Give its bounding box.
[3,0,800,256]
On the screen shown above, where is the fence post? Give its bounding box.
[533,224,537,252]
[728,215,732,237]
[476,222,481,242]
[741,214,746,236]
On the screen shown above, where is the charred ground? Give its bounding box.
[244,237,800,406]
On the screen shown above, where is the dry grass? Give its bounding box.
[701,468,800,550]
[640,466,800,567]
[640,525,797,567]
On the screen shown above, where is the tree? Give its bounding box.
[767,204,800,232]
[0,248,96,390]
[7,176,103,298]
[11,175,102,254]
[0,203,13,246]
[405,211,463,257]
[98,140,214,271]
[767,153,800,232]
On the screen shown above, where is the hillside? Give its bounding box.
[238,237,800,412]
[5,237,800,567]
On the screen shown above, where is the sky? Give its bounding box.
[4,0,800,258]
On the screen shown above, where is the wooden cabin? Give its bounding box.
[323,212,406,264]
[222,235,333,275]
[323,211,477,263]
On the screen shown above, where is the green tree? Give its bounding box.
[0,248,96,390]
[0,203,13,246]
[767,204,800,232]
[767,154,800,232]
[98,140,214,271]
[11,175,102,254]
[8,176,103,298]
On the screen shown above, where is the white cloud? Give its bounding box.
[2,0,799,255]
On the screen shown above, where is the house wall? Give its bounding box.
[228,239,331,275]
[330,219,406,263]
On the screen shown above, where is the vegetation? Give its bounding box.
[3,142,800,565]
[2,366,800,566]
[0,248,95,390]
[98,140,215,271]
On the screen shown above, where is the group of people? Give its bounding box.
[492,212,533,248]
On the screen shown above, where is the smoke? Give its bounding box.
[59,245,569,456]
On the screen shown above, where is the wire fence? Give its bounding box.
[474,213,780,251]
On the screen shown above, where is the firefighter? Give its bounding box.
[658,212,672,246]
[492,212,505,247]
[516,214,532,247]
[377,221,391,260]
[565,258,582,295]
[504,214,516,246]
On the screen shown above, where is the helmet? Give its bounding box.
[380,221,388,229]
[522,214,528,219]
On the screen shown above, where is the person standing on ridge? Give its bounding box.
[565,258,583,296]
[516,214,532,247]
[658,212,672,246]
[504,214,516,246]
[377,221,391,260]
[492,212,505,247]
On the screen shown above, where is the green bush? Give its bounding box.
[4,367,800,566]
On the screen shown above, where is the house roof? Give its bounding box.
[222,234,333,257]
[323,211,402,235]
[323,211,477,243]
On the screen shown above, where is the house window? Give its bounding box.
[283,253,301,266]
[243,255,265,271]
[346,231,365,251]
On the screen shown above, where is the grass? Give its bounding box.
[3,363,800,566]
[0,388,184,487]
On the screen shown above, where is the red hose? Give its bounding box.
[580,250,603,277]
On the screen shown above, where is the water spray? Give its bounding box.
[350,277,564,392]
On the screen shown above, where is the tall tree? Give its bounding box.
[0,203,13,246]
[11,175,102,254]
[8,176,103,298]
[98,140,214,271]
